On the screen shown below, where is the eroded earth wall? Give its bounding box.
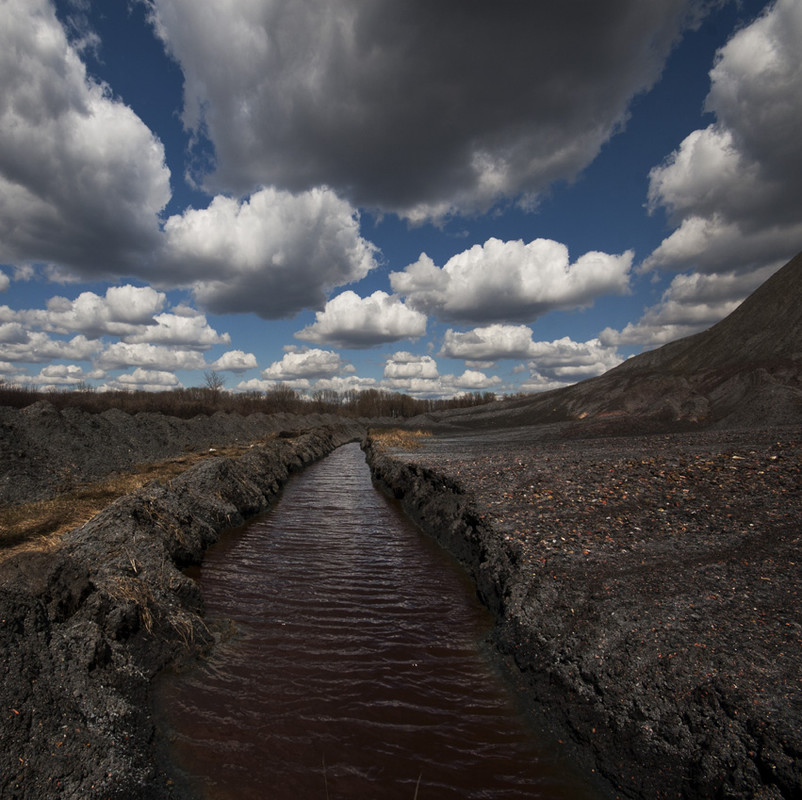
[0,424,363,800]
[364,436,801,800]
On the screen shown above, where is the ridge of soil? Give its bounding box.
[0,401,372,507]
[0,422,364,800]
[365,424,802,799]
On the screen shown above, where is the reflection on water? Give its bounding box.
[155,443,601,799]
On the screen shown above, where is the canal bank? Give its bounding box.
[0,424,363,800]
[363,427,802,800]
[155,442,606,800]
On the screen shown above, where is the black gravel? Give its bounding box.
[366,423,802,799]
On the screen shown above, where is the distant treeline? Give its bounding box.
[0,381,497,419]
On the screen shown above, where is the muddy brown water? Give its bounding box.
[155,443,603,799]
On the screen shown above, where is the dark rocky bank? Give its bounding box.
[364,423,801,800]
[0,419,364,799]
[0,400,371,506]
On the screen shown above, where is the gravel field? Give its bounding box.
[369,422,802,799]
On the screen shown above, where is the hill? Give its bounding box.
[429,251,802,432]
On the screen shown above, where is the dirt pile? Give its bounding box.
[365,425,802,799]
[0,401,366,506]
[0,424,363,800]
[415,252,802,433]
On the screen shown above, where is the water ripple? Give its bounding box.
[156,444,600,799]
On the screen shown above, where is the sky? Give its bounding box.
[1,0,801,398]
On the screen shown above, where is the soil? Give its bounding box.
[0,400,372,507]
[3,397,801,798]
[365,421,802,799]
[0,413,365,799]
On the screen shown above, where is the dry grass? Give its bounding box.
[369,428,432,451]
[0,438,275,562]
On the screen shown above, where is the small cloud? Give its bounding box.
[295,290,426,348]
[101,368,182,392]
[212,350,258,373]
[261,348,351,381]
[95,342,207,371]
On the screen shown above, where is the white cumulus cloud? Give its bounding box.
[391,239,632,325]
[122,310,229,349]
[599,266,775,348]
[21,286,166,338]
[440,324,539,362]
[261,348,351,381]
[0,0,170,277]
[103,368,182,392]
[162,186,378,318]
[212,350,258,373]
[296,291,427,348]
[380,351,500,397]
[0,332,101,363]
[29,364,99,386]
[95,342,206,372]
[645,0,802,276]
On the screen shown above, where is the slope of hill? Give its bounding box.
[430,252,802,432]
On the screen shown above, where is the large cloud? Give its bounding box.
[0,0,170,275]
[391,239,632,325]
[148,0,711,219]
[95,342,206,372]
[295,290,426,348]
[645,0,802,275]
[20,286,166,338]
[162,187,378,317]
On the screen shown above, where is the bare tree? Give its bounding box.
[203,370,226,395]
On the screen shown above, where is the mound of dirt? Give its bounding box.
[414,252,802,433]
[0,402,367,506]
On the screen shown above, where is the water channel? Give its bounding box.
[155,443,602,799]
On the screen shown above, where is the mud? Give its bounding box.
[0,422,364,799]
[364,424,802,800]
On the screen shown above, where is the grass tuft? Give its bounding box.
[0,438,276,561]
[369,428,432,451]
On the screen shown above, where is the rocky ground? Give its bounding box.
[0,400,370,506]
[3,397,801,799]
[365,421,802,799]
[0,419,364,799]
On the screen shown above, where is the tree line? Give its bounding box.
[0,378,497,420]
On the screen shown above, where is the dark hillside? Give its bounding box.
[615,251,802,375]
[424,251,802,432]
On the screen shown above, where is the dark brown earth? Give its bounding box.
[365,422,802,799]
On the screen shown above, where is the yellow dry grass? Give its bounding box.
[0,437,276,562]
[369,428,432,451]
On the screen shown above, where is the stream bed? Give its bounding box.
[154,443,602,799]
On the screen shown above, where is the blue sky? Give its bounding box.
[2,0,800,398]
